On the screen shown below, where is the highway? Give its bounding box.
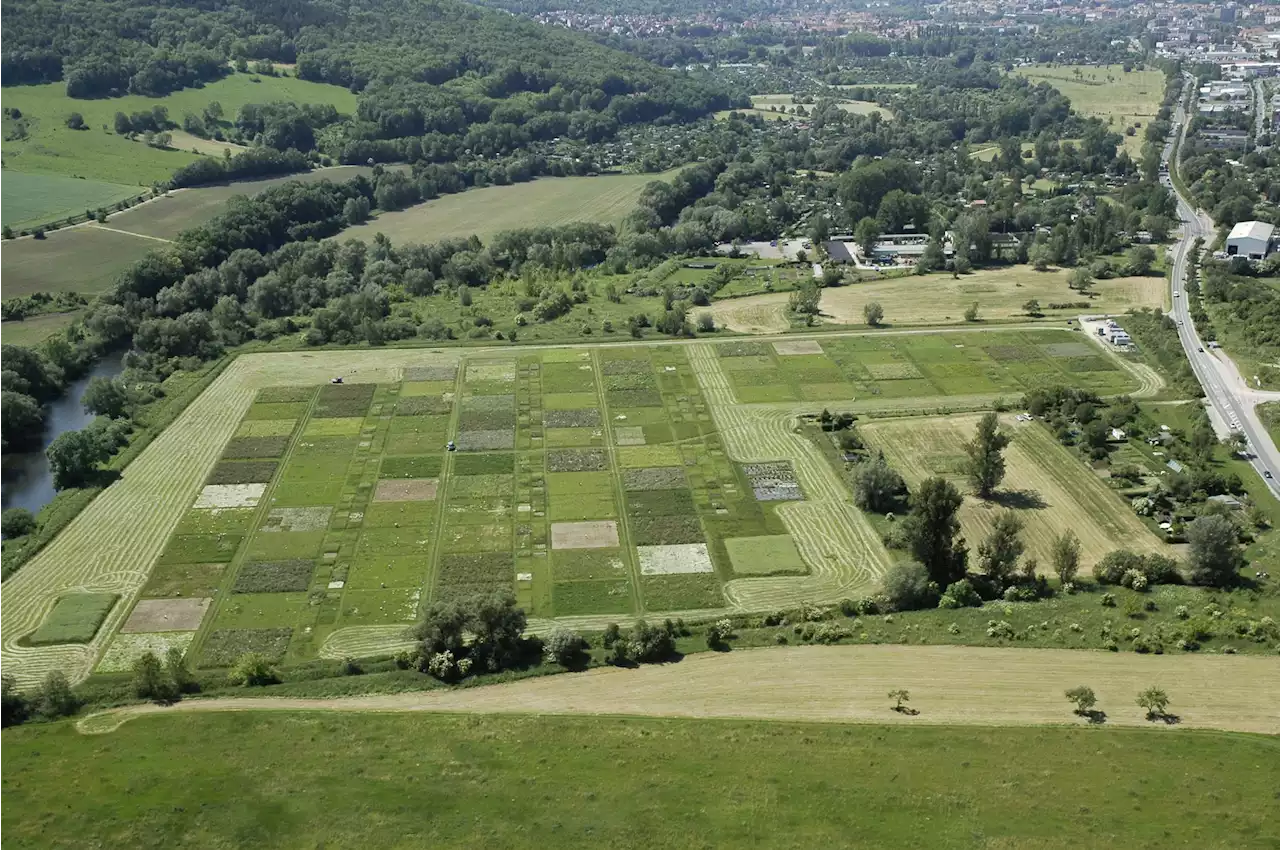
[1160,83,1280,497]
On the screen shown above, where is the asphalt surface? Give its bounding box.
[1161,87,1280,497]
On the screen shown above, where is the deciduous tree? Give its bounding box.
[902,477,968,588]
[964,412,1011,498]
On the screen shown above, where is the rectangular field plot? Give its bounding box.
[553,579,634,615]
[724,535,807,576]
[121,598,210,633]
[25,593,118,645]
[861,415,1173,572]
[199,628,293,666]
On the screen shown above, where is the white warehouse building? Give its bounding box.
[1225,220,1275,260]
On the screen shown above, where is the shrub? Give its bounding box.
[229,652,280,686]
[1,508,36,539]
[544,629,588,666]
[36,671,79,718]
[705,618,733,648]
[939,578,982,609]
[881,561,936,611]
[1100,592,1116,607]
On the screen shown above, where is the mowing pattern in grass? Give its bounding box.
[24,593,118,646]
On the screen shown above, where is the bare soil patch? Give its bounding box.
[121,598,211,633]
[551,520,620,549]
[373,479,439,502]
[193,483,266,509]
[773,339,824,356]
[637,543,714,575]
[260,507,332,533]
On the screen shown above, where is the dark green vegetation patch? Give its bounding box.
[547,449,607,472]
[233,560,316,594]
[628,514,705,546]
[255,386,315,404]
[379,455,443,479]
[25,593,118,645]
[640,574,724,609]
[314,383,375,418]
[544,409,601,428]
[626,489,696,517]
[200,627,293,666]
[222,436,290,459]
[158,534,242,564]
[207,460,279,485]
[436,553,513,600]
[622,467,687,491]
[453,452,515,475]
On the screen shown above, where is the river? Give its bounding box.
[2,355,126,515]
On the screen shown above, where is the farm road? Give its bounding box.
[78,644,1280,735]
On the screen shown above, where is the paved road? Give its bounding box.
[1161,82,1280,497]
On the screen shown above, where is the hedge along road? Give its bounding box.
[78,644,1280,735]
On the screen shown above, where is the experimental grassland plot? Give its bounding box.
[861,414,1173,571]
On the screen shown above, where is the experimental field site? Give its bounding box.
[2,324,1160,685]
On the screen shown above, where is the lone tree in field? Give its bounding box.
[964,412,1011,498]
[1069,267,1093,295]
[863,301,884,326]
[889,689,910,712]
[132,651,177,703]
[902,476,968,588]
[1050,530,1082,585]
[789,279,821,316]
[1186,514,1243,588]
[1136,686,1171,720]
[1022,298,1042,317]
[1065,685,1097,715]
[976,511,1025,587]
[963,302,980,322]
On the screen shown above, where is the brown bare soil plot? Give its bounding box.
[373,479,439,502]
[861,414,1173,571]
[80,645,1280,736]
[708,292,790,334]
[120,598,211,633]
[551,521,620,549]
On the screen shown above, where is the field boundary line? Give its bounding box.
[84,224,175,243]
[76,643,1280,736]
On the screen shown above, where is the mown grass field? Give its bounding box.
[0,171,142,230]
[342,171,671,245]
[713,265,1168,332]
[862,414,1173,571]
[1014,64,1164,161]
[0,167,374,297]
[1,72,357,189]
[0,310,85,346]
[4,710,1277,849]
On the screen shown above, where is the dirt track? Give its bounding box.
[79,644,1280,735]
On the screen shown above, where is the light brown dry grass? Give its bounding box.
[708,292,790,334]
[80,644,1280,735]
[372,479,438,502]
[819,267,1167,326]
[861,414,1173,571]
[550,520,620,549]
[120,598,211,633]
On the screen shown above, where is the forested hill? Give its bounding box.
[1,0,732,123]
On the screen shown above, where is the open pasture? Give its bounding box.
[1014,64,1164,161]
[0,166,376,297]
[342,171,672,246]
[861,414,1174,571]
[0,171,141,231]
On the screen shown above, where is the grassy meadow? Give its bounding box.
[1,72,357,190]
[0,171,142,230]
[1014,64,1164,161]
[3,712,1277,849]
[0,166,375,298]
[342,171,672,245]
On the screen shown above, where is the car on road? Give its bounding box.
[1266,470,1274,479]
[1197,346,1204,352]
[1172,291,1180,297]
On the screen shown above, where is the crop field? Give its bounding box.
[0,325,1144,684]
[0,310,85,346]
[711,265,1167,332]
[0,167,374,297]
[861,414,1174,571]
[1014,64,1164,161]
[0,171,142,230]
[1,72,358,188]
[7,707,1277,850]
[341,171,673,245]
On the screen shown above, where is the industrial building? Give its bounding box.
[1225,220,1275,260]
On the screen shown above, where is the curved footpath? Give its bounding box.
[78,644,1280,735]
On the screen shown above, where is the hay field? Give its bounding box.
[0,311,85,346]
[861,414,1173,571]
[342,171,672,245]
[708,291,791,333]
[1015,64,1164,160]
[82,644,1280,735]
